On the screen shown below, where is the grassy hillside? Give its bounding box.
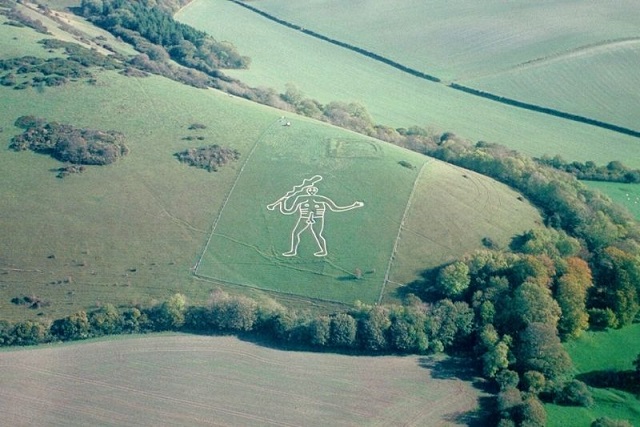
[242,0,640,133]
[176,0,640,169]
[0,13,541,320]
[388,161,542,295]
[195,120,427,305]
[0,70,270,321]
[0,334,485,426]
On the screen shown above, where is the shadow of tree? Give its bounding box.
[419,355,498,426]
[577,369,640,395]
[394,266,442,301]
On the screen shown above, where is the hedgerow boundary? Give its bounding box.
[228,0,640,140]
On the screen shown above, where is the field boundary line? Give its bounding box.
[228,0,640,139]
[193,118,283,274]
[192,271,354,308]
[379,162,427,304]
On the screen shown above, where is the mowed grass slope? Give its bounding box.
[0,21,542,317]
[0,334,484,426]
[195,120,427,304]
[196,119,540,304]
[177,0,640,169]
[197,115,540,304]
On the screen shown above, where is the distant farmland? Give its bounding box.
[0,334,485,426]
[244,0,640,131]
[247,0,640,81]
[177,0,640,168]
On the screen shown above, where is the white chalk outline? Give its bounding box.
[267,175,364,257]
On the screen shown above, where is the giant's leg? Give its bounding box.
[310,217,328,257]
[283,217,310,256]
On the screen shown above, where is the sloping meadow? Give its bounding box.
[195,119,427,304]
[195,118,542,304]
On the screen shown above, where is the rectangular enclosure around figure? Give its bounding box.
[195,118,427,304]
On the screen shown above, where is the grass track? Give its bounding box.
[0,334,484,426]
[177,0,640,168]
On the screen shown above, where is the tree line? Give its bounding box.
[536,155,640,183]
[79,0,250,76]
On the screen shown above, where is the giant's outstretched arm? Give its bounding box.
[320,196,364,212]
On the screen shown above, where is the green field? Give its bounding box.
[583,181,640,220]
[195,120,427,304]
[176,0,640,169]
[545,323,640,427]
[467,42,640,132]
[0,334,485,426]
[238,0,640,132]
[248,0,640,81]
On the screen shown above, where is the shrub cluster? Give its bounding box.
[10,115,129,166]
[0,3,49,34]
[0,39,124,89]
[174,144,240,172]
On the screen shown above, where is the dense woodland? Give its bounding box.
[2,1,640,426]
